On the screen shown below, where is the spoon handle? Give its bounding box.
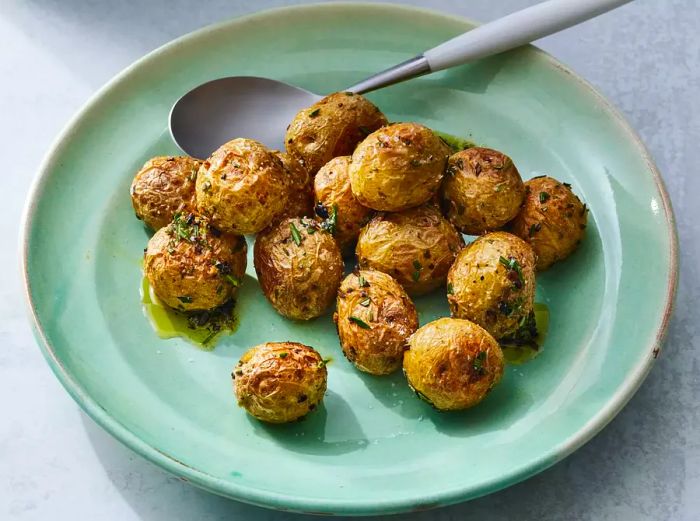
[347,0,633,94]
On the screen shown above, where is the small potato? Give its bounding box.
[144,213,247,311]
[130,156,201,230]
[233,342,327,423]
[356,204,465,296]
[273,151,314,223]
[349,122,449,211]
[285,92,388,175]
[447,231,536,340]
[508,176,588,270]
[440,147,525,235]
[196,138,290,234]
[254,217,343,320]
[314,156,373,254]
[403,318,504,411]
[335,270,418,375]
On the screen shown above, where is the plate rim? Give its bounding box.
[19,2,679,515]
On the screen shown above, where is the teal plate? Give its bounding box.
[21,3,678,516]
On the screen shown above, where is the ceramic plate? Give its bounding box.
[21,3,678,516]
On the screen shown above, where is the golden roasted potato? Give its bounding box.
[447,231,536,340]
[403,317,504,411]
[334,270,418,375]
[349,122,449,211]
[285,92,387,175]
[314,156,373,254]
[233,342,327,423]
[144,213,247,311]
[196,138,290,234]
[254,217,344,320]
[130,156,201,230]
[272,151,314,223]
[356,204,464,295]
[440,147,525,235]
[508,176,588,270]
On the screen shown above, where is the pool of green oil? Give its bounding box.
[434,130,478,152]
[140,275,238,349]
[501,303,549,365]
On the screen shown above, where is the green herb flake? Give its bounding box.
[359,126,372,136]
[539,191,550,204]
[473,351,487,375]
[320,204,338,235]
[177,296,193,304]
[225,274,241,287]
[447,283,454,295]
[411,259,422,282]
[278,352,288,359]
[308,108,320,118]
[528,222,542,237]
[349,316,372,329]
[499,255,525,286]
[358,274,369,287]
[290,222,303,246]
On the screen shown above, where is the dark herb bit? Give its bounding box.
[278,352,288,359]
[500,311,538,348]
[202,180,212,192]
[314,201,329,219]
[177,296,193,304]
[297,394,308,403]
[539,192,550,204]
[528,223,542,237]
[447,282,454,295]
[214,260,232,275]
[235,369,243,376]
[359,297,371,307]
[290,222,303,246]
[563,182,572,189]
[201,329,218,345]
[349,316,372,329]
[498,301,513,316]
[581,203,588,216]
[499,256,525,287]
[472,351,487,375]
[308,108,320,117]
[358,274,369,288]
[172,212,202,243]
[320,204,338,235]
[411,260,422,282]
[317,358,331,369]
[359,126,372,136]
[225,274,241,287]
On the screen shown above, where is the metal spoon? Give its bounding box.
[170,0,632,158]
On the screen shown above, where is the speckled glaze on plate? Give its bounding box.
[20,3,678,516]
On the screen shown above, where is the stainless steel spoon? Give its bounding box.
[170,0,632,158]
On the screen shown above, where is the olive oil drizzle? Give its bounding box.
[501,303,549,365]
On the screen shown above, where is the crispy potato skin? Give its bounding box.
[356,204,465,296]
[254,217,344,320]
[314,156,373,254]
[447,231,536,340]
[403,318,504,411]
[196,138,290,234]
[273,151,315,223]
[130,156,201,230]
[440,147,525,235]
[349,122,449,211]
[233,342,327,423]
[334,270,418,375]
[508,176,588,270]
[144,215,247,311]
[285,92,387,175]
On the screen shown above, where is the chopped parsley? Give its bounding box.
[539,191,550,204]
[528,223,542,237]
[308,108,320,117]
[320,204,338,235]
[447,282,454,295]
[499,256,524,287]
[412,260,422,282]
[349,316,372,329]
[177,296,193,304]
[278,352,288,359]
[358,274,369,287]
[472,351,487,375]
[290,222,302,246]
[225,274,241,287]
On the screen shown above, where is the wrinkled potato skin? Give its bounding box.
[440,147,525,235]
[196,138,290,234]
[254,217,343,320]
[349,123,449,211]
[508,176,588,270]
[447,232,535,340]
[334,270,418,375]
[356,204,465,296]
[285,92,388,175]
[403,318,504,411]
[273,152,314,223]
[144,216,247,311]
[234,342,327,423]
[314,156,373,254]
[130,156,201,230]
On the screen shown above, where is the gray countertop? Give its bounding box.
[1,0,698,519]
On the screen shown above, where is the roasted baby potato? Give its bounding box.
[440,147,525,235]
[196,138,290,234]
[356,204,464,295]
[314,156,373,254]
[285,92,387,175]
[335,270,418,375]
[144,213,247,311]
[233,342,327,423]
[130,156,201,230]
[273,151,315,223]
[508,176,588,270]
[447,231,536,340]
[254,217,344,320]
[403,317,504,411]
[349,122,449,211]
